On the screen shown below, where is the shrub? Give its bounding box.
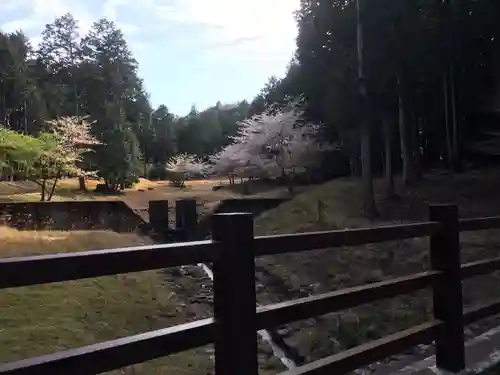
[147,164,168,180]
[95,183,116,194]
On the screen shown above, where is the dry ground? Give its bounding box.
[0,178,237,206]
[0,178,285,215]
[0,178,289,227]
[0,227,212,374]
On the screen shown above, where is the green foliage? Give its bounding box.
[0,127,80,200]
[3,3,500,205]
[149,105,176,163]
[147,164,168,181]
[0,13,252,184]
[0,128,44,174]
[279,0,500,167]
[97,127,142,191]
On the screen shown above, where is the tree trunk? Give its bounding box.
[442,0,462,172]
[357,0,377,218]
[78,175,87,191]
[383,118,396,199]
[23,98,28,133]
[40,181,46,202]
[47,176,59,201]
[443,73,454,169]
[280,166,294,194]
[74,81,79,118]
[286,174,294,194]
[71,42,80,119]
[361,122,377,217]
[350,156,361,176]
[450,62,462,172]
[398,79,415,185]
[1,80,6,125]
[411,113,423,179]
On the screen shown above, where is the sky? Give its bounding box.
[0,0,300,116]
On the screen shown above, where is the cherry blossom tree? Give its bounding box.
[30,131,78,201]
[45,116,101,190]
[165,153,208,188]
[211,100,331,192]
[0,122,95,201]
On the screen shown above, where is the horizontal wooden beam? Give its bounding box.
[257,271,439,329]
[460,256,500,279]
[0,241,217,289]
[459,216,500,232]
[277,321,441,375]
[254,222,441,256]
[0,318,215,375]
[463,298,500,326]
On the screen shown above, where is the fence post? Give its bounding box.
[148,200,169,234]
[175,199,198,240]
[429,204,465,372]
[211,213,258,375]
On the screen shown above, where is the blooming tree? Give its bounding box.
[0,126,85,201]
[165,153,209,187]
[45,116,101,192]
[45,116,100,152]
[211,100,331,191]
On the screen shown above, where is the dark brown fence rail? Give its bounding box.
[2,204,500,375]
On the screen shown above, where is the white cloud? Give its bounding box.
[102,0,129,20]
[0,0,138,36]
[146,0,299,72]
[1,0,94,37]
[1,0,298,55]
[0,0,299,103]
[153,0,298,44]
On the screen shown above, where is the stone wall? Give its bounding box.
[0,201,145,232]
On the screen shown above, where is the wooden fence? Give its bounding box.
[1,204,500,374]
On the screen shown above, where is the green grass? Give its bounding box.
[0,227,212,374]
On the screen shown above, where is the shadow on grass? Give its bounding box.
[55,187,125,200]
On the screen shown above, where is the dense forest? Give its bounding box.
[2,0,500,214]
[259,0,500,216]
[0,13,250,188]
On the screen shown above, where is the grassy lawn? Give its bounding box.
[0,226,212,374]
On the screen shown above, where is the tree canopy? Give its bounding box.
[248,0,500,214]
[0,13,250,191]
[2,5,500,211]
